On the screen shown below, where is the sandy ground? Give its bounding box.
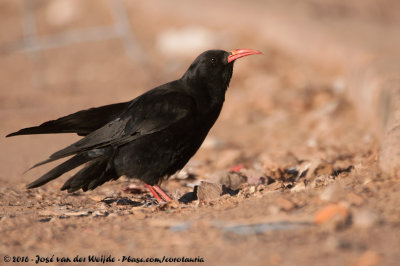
[1,1,400,265]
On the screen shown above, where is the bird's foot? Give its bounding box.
[144,183,172,203]
[153,184,172,202]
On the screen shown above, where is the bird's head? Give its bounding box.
[182,49,261,92]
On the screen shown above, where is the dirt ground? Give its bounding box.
[1,1,400,265]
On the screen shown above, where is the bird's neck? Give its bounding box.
[181,78,227,110]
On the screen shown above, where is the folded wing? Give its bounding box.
[31,85,197,167]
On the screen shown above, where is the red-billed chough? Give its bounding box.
[6,49,261,203]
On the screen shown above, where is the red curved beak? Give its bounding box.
[227,49,262,63]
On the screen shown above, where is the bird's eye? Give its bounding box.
[210,58,216,65]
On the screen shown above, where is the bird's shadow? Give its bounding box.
[101,197,143,207]
[178,185,239,204]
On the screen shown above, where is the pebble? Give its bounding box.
[249,186,256,194]
[291,182,306,192]
[241,168,266,185]
[197,181,223,201]
[218,171,247,190]
[314,203,350,229]
[173,169,190,180]
[92,210,108,217]
[90,195,103,202]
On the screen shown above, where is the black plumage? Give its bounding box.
[6,49,261,201]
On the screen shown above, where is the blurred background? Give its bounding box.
[1,0,400,265]
[0,0,400,179]
[1,0,400,179]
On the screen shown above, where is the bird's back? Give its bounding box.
[112,80,225,185]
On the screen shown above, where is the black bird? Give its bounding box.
[6,49,261,203]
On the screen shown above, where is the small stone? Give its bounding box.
[241,168,266,185]
[197,181,223,201]
[291,182,306,192]
[92,210,108,217]
[314,203,350,229]
[90,195,103,202]
[295,161,312,179]
[248,186,256,194]
[218,171,247,190]
[256,184,266,192]
[35,194,43,200]
[173,169,190,180]
[237,186,252,198]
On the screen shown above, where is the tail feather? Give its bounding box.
[26,153,94,189]
[6,101,129,137]
[86,164,119,191]
[30,147,109,173]
[27,154,72,172]
[61,157,117,193]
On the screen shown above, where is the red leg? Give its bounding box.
[144,183,163,203]
[153,184,172,202]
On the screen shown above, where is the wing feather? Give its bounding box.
[44,86,196,163]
